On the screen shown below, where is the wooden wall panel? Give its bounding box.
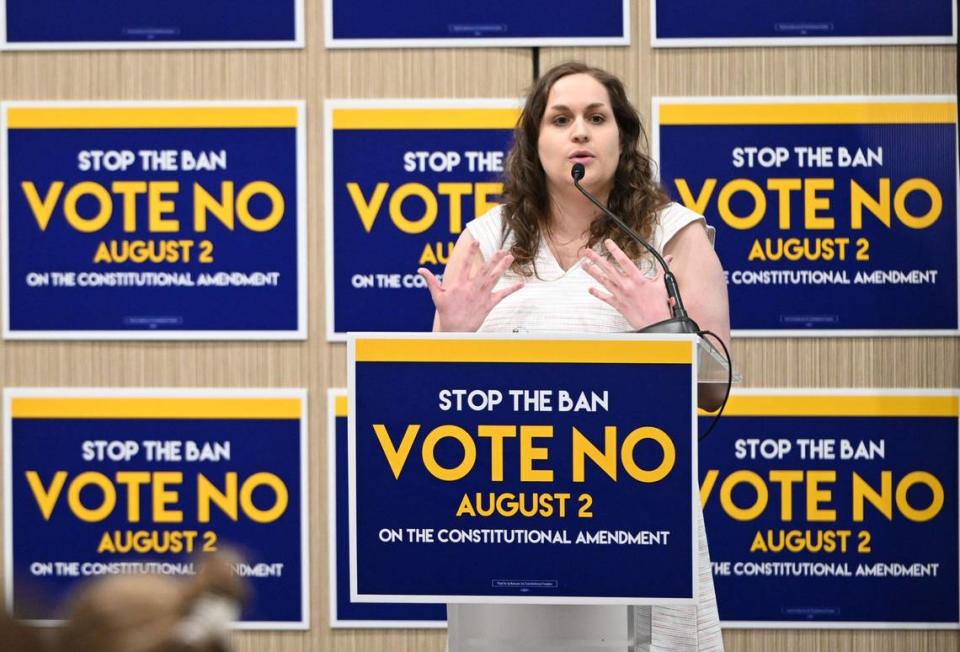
[0,1,956,651]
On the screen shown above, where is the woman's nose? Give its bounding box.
[571,118,590,142]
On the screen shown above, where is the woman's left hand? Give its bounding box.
[582,239,673,329]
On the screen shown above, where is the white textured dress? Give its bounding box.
[446,203,724,652]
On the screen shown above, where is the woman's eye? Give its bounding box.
[590,114,606,124]
[552,115,569,126]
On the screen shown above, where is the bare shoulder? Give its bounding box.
[664,218,715,258]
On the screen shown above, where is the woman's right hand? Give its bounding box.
[418,240,523,332]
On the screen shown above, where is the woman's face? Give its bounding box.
[537,72,621,198]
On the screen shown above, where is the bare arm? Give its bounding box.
[664,221,732,411]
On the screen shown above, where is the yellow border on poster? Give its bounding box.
[334,395,349,417]
[7,107,299,129]
[332,108,520,130]
[660,102,956,125]
[698,394,958,417]
[355,338,692,364]
[11,397,302,419]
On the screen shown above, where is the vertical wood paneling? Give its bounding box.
[0,1,956,651]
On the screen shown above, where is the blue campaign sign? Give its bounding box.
[327,390,446,627]
[653,98,960,335]
[326,0,628,47]
[652,0,956,46]
[2,103,306,339]
[2,0,303,49]
[325,101,517,340]
[3,389,309,628]
[697,391,960,626]
[348,334,698,604]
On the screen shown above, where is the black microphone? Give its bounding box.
[571,163,699,334]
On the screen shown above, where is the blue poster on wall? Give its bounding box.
[348,334,698,604]
[652,0,956,46]
[325,100,517,340]
[1,102,307,339]
[698,390,960,627]
[653,97,959,335]
[326,0,628,47]
[2,0,303,49]
[3,389,309,628]
[327,390,446,627]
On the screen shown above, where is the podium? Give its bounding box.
[347,333,736,651]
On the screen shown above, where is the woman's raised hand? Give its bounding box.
[582,238,673,330]
[418,240,523,332]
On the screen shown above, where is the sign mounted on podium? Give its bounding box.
[347,333,698,604]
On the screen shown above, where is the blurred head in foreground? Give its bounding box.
[57,551,248,652]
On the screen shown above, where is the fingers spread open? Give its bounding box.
[603,239,642,278]
[475,251,510,291]
[486,250,513,278]
[582,257,620,293]
[464,240,483,280]
[417,267,442,301]
[491,281,524,306]
[584,249,623,283]
[587,286,617,308]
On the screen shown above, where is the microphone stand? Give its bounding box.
[570,164,733,439]
[571,164,699,334]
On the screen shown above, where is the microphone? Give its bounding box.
[571,163,699,334]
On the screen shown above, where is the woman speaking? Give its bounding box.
[420,62,730,651]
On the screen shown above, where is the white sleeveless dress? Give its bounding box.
[448,203,724,652]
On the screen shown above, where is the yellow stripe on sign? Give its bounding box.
[11,397,302,419]
[355,339,692,364]
[697,394,959,417]
[659,102,956,125]
[7,106,299,129]
[334,395,348,418]
[332,108,520,130]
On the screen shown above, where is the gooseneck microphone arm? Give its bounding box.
[571,164,732,441]
[571,163,699,334]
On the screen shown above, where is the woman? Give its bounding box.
[420,62,729,651]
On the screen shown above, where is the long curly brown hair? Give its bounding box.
[501,62,670,276]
